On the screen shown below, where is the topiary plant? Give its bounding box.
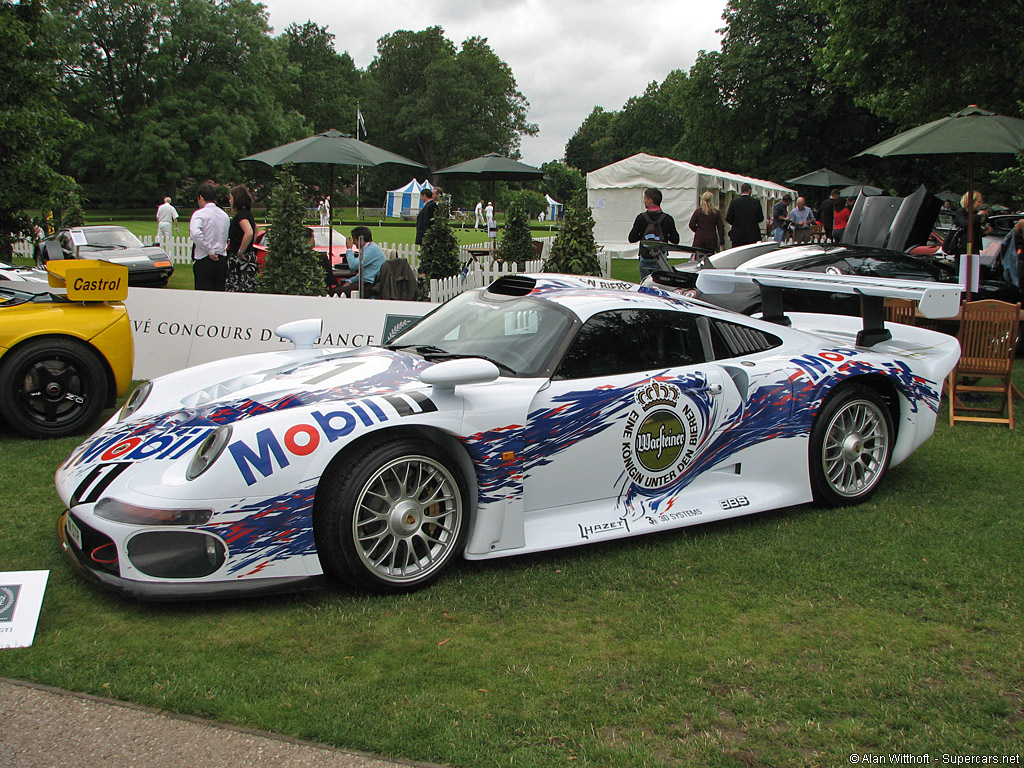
[543,192,602,276]
[417,199,461,298]
[260,165,326,297]
[496,193,535,269]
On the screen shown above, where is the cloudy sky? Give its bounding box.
[260,0,728,166]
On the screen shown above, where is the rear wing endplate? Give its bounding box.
[696,267,962,347]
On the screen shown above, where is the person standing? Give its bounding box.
[688,191,725,256]
[225,185,259,293]
[415,189,437,246]
[474,200,485,229]
[318,197,330,227]
[789,197,815,243]
[156,197,178,245]
[627,187,680,281]
[725,183,764,247]
[190,182,229,291]
[771,194,792,243]
[831,197,853,243]
[819,188,841,241]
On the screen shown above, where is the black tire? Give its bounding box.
[0,337,109,439]
[314,437,469,594]
[809,385,893,507]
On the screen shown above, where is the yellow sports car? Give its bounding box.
[0,261,133,438]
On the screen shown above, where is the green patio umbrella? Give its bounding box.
[785,167,862,188]
[839,184,884,197]
[240,129,426,274]
[433,153,547,201]
[856,106,1024,297]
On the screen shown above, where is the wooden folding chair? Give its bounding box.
[884,298,917,326]
[948,299,1023,428]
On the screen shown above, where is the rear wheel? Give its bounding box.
[314,437,468,594]
[0,337,109,438]
[809,385,892,506]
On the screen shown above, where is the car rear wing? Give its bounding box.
[46,259,129,302]
[696,267,963,347]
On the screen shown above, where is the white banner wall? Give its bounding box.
[124,288,430,379]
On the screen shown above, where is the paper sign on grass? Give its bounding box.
[0,571,49,649]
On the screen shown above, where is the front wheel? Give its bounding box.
[809,385,893,506]
[314,437,469,594]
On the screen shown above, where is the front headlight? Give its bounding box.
[186,424,232,481]
[94,498,212,526]
[118,381,153,421]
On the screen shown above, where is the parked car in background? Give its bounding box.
[36,226,174,287]
[0,262,133,438]
[0,261,48,283]
[644,242,1022,316]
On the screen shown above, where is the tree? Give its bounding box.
[260,165,325,296]
[280,21,360,134]
[0,0,79,251]
[812,0,1024,130]
[364,27,537,171]
[496,194,534,268]
[53,0,306,203]
[418,199,461,298]
[564,107,619,174]
[541,161,585,206]
[544,193,601,276]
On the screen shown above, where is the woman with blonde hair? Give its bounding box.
[688,190,725,256]
[949,189,989,256]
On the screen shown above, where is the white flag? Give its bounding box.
[357,108,366,137]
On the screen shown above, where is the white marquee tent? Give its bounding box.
[385,178,433,218]
[587,154,795,257]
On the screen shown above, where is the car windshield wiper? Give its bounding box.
[385,343,449,355]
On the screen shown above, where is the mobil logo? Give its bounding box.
[228,393,436,486]
[789,348,860,382]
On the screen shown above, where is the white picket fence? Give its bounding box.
[12,233,616,305]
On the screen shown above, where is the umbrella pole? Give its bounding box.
[327,165,335,262]
[965,156,975,302]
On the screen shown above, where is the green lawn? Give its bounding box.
[1,376,1022,766]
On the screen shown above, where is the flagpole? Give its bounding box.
[355,104,361,220]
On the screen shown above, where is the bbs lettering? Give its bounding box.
[719,496,749,511]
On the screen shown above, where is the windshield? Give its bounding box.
[82,229,145,248]
[386,290,575,377]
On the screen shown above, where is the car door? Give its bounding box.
[521,308,743,516]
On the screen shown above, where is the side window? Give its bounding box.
[554,309,705,380]
[708,318,783,359]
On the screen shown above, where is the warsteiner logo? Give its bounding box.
[622,381,704,489]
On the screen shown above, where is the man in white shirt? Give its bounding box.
[474,200,484,229]
[189,182,230,290]
[156,197,178,245]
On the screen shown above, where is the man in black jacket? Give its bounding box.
[725,183,764,247]
[415,189,437,246]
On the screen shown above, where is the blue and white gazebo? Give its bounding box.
[385,178,433,218]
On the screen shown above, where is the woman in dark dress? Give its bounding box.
[225,184,259,293]
[688,191,725,258]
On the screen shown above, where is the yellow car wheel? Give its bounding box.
[0,337,109,439]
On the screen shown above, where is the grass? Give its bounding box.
[1,372,1023,766]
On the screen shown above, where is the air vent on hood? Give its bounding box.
[487,275,537,296]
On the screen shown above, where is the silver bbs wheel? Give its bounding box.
[810,386,893,506]
[821,398,889,497]
[352,455,463,583]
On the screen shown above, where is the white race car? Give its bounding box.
[55,273,961,598]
